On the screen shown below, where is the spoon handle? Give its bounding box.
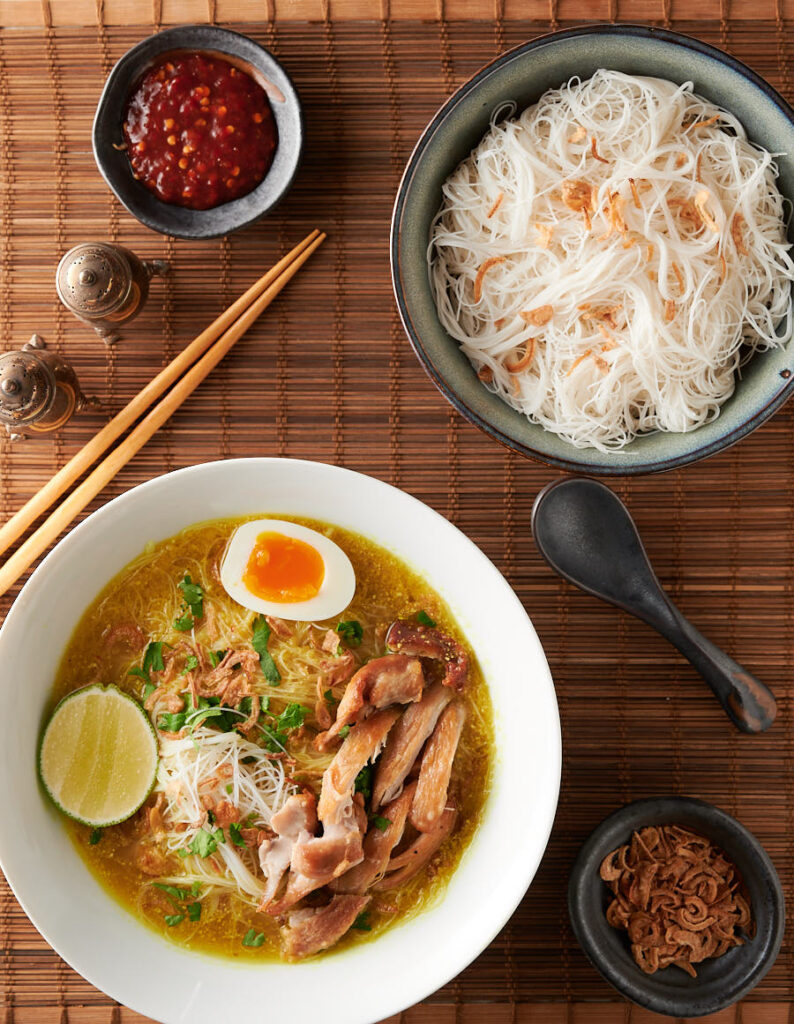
[645,597,777,734]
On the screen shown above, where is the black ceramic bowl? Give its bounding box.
[568,797,785,1016]
[93,26,303,239]
[391,24,794,475]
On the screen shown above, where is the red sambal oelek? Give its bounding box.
[123,52,278,210]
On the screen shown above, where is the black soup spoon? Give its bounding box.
[531,477,776,734]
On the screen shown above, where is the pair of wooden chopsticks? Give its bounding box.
[0,229,326,600]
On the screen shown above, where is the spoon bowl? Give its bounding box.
[531,477,776,733]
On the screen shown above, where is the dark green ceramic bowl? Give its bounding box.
[391,25,794,475]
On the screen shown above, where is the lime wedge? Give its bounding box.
[39,684,158,828]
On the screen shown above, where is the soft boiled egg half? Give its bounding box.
[220,519,356,621]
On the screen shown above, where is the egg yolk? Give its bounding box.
[242,531,325,603]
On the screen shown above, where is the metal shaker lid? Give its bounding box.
[56,243,132,318]
[0,349,55,426]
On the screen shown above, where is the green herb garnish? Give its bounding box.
[337,620,363,646]
[352,912,371,932]
[275,703,309,732]
[173,611,194,632]
[89,828,103,845]
[178,574,204,619]
[181,655,199,676]
[372,815,391,832]
[129,641,167,686]
[252,615,280,684]
[416,610,436,627]
[187,902,202,922]
[185,829,218,859]
[324,688,339,706]
[229,822,246,848]
[338,725,351,740]
[354,764,373,801]
[242,928,266,948]
[207,649,227,669]
[164,914,184,927]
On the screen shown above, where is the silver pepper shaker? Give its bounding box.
[55,242,169,344]
[0,334,84,441]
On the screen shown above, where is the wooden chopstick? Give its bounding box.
[0,229,321,562]
[0,231,326,600]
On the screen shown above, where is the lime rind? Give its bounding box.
[38,683,158,828]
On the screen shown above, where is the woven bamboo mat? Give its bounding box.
[2,2,794,1022]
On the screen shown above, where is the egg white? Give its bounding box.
[219,519,356,621]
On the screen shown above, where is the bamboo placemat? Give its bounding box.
[1,2,794,1022]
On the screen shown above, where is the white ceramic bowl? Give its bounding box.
[0,459,560,1024]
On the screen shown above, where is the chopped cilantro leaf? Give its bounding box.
[153,882,191,904]
[144,641,166,675]
[214,827,226,845]
[324,688,339,707]
[178,575,204,619]
[208,649,227,669]
[275,703,309,732]
[242,928,265,948]
[252,615,280,684]
[127,667,149,684]
[181,655,199,676]
[229,822,246,848]
[142,681,157,701]
[352,912,371,931]
[417,610,436,627]
[261,724,288,753]
[173,610,194,632]
[89,828,103,845]
[354,764,373,801]
[225,783,233,795]
[372,815,391,832]
[191,881,201,896]
[157,710,187,733]
[187,829,217,859]
[338,725,351,740]
[187,902,202,922]
[337,620,363,646]
[164,914,184,927]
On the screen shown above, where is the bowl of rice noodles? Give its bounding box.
[391,24,794,474]
[0,459,560,1024]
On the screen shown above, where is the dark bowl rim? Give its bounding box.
[92,24,303,240]
[567,796,786,1016]
[390,23,794,476]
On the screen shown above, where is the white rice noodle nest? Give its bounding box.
[430,70,794,451]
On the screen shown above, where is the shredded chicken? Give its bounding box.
[282,894,370,959]
[386,620,469,692]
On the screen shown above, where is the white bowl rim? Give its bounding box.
[0,458,561,1024]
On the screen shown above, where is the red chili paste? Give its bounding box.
[123,52,278,210]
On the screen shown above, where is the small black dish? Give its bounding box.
[568,797,784,1017]
[92,26,303,240]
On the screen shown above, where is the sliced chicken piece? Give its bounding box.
[410,702,466,833]
[332,782,416,894]
[386,620,469,692]
[314,655,424,751]
[282,894,370,960]
[257,793,318,911]
[318,708,400,826]
[373,802,458,890]
[266,714,398,915]
[372,683,453,809]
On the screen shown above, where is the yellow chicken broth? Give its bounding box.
[51,516,494,961]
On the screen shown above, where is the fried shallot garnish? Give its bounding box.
[568,124,586,143]
[519,304,553,327]
[486,192,504,218]
[561,179,593,214]
[628,177,641,210]
[731,212,748,256]
[695,189,720,233]
[591,136,609,164]
[473,256,506,302]
[505,338,536,373]
[600,825,752,978]
[533,223,553,248]
[689,112,721,130]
